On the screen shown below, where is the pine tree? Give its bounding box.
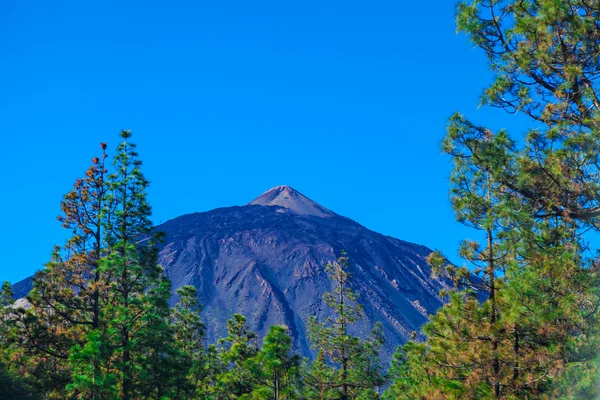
[170,285,206,398]
[11,132,182,399]
[61,141,112,399]
[98,130,174,399]
[24,250,81,396]
[0,283,42,399]
[14,142,112,398]
[383,341,432,400]
[422,127,516,398]
[307,252,385,400]
[200,343,226,399]
[0,361,40,400]
[247,325,303,400]
[451,0,600,395]
[0,281,15,354]
[385,112,600,400]
[386,1,600,397]
[305,349,337,400]
[216,313,259,398]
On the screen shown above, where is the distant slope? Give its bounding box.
[156,186,450,362]
[11,276,33,300]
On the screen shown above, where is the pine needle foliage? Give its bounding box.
[386,1,600,399]
[307,252,385,400]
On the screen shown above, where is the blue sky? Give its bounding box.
[0,1,531,283]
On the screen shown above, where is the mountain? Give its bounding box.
[11,186,450,362]
[11,276,33,300]
[248,185,336,218]
[156,186,449,362]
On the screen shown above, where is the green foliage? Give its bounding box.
[247,325,303,400]
[307,252,386,399]
[96,131,175,400]
[384,342,441,400]
[386,1,600,398]
[200,344,227,399]
[0,281,15,349]
[216,314,259,398]
[68,329,118,398]
[0,361,40,400]
[169,285,207,398]
[0,283,40,399]
[5,132,180,399]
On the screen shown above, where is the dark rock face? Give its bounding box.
[11,186,450,362]
[157,186,449,362]
[11,276,33,300]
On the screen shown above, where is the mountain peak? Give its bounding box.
[248,185,335,218]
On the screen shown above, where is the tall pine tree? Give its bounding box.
[170,285,207,398]
[99,130,174,399]
[387,1,600,398]
[247,325,303,400]
[22,141,110,398]
[216,313,259,398]
[307,252,385,400]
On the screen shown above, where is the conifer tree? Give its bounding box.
[387,1,600,398]
[0,281,15,354]
[11,131,181,399]
[15,142,111,398]
[450,0,600,396]
[98,130,174,400]
[386,106,600,400]
[216,313,259,398]
[247,325,303,400]
[200,343,227,399]
[0,361,40,400]
[383,341,432,400]
[305,349,337,400]
[1,284,43,399]
[0,283,33,399]
[425,128,515,398]
[307,252,385,400]
[170,285,206,398]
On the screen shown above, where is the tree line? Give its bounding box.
[2,0,600,398]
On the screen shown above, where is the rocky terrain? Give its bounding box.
[155,186,450,361]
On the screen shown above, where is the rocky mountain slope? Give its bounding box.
[156,186,449,361]
[12,186,451,362]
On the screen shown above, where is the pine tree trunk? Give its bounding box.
[341,367,348,400]
[512,327,519,386]
[121,264,131,400]
[340,267,348,400]
[120,160,131,400]
[486,176,500,398]
[121,255,132,400]
[122,328,131,400]
[92,213,102,400]
[488,226,500,398]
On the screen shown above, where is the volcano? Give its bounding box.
[155,186,449,361]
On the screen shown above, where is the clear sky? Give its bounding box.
[0,0,531,283]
